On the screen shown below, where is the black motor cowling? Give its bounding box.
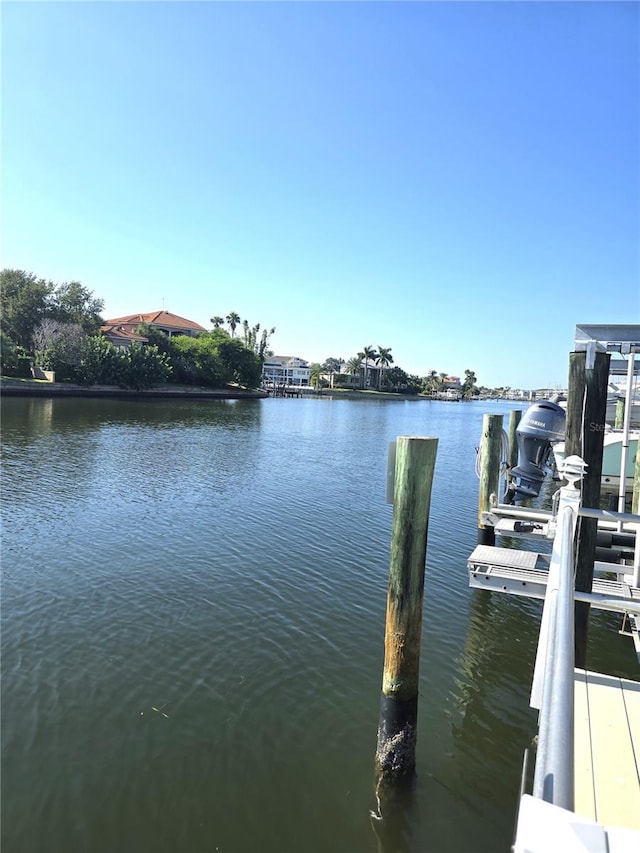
[509,401,566,500]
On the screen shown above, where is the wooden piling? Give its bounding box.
[564,350,610,668]
[614,398,625,430]
[507,409,522,473]
[477,414,503,545]
[375,436,438,778]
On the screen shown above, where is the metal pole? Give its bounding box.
[532,505,576,810]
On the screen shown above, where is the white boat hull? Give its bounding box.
[553,432,638,494]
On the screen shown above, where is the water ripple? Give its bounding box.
[2,397,636,853]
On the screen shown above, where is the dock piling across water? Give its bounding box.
[477,413,503,545]
[375,436,438,779]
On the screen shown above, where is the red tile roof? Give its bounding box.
[105,310,207,332]
[100,324,149,343]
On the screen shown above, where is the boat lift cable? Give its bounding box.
[474,429,510,479]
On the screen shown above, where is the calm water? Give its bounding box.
[2,396,637,853]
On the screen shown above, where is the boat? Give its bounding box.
[553,429,639,496]
[506,324,640,504]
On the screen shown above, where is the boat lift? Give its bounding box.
[575,325,640,514]
[470,325,640,655]
[511,458,640,852]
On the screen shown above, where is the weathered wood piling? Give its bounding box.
[477,414,503,545]
[564,349,610,668]
[507,409,522,474]
[375,436,438,778]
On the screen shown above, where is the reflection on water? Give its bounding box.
[1,396,636,853]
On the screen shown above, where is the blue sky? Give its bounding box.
[3,1,638,389]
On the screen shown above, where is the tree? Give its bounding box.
[32,318,62,358]
[322,357,342,389]
[1,269,103,353]
[217,337,262,387]
[405,374,423,395]
[116,342,172,390]
[78,335,118,386]
[134,322,173,354]
[171,334,224,387]
[376,347,393,389]
[32,320,86,380]
[210,316,225,329]
[379,367,420,395]
[462,369,478,400]
[50,281,104,333]
[439,372,448,391]
[425,370,439,394]
[309,363,323,389]
[0,269,53,349]
[74,337,171,389]
[0,330,19,374]
[226,311,241,337]
[347,356,362,389]
[241,320,275,361]
[361,345,377,389]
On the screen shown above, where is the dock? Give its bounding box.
[574,669,640,829]
[265,384,305,397]
[478,325,640,850]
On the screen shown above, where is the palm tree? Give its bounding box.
[462,369,477,400]
[361,345,377,389]
[242,319,254,349]
[439,371,447,391]
[309,362,323,390]
[376,347,393,390]
[322,357,342,389]
[226,311,241,337]
[426,370,438,394]
[210,316,224,328]
[347,356,362,389]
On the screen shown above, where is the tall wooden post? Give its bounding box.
[564,350,610,668]
[477,414,503,545]
[507,409,522,472]
[375,436,438,778]
[614,398,625,430]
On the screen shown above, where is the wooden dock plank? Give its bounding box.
[621,678,640,781]
[586,671,640,829]
[574,669,596,821]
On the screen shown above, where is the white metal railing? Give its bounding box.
[531,504,576,809]
[529,455,640,810]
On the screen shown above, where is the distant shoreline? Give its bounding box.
[1,378,490,403]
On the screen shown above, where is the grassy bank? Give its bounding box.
[0,377,267,400]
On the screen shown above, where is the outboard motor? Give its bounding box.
[508,401,566,500]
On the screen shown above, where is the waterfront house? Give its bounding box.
[262,356,311,388]
[104,310,207,340]
[100,324,149,349]
[336,359,382,389]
